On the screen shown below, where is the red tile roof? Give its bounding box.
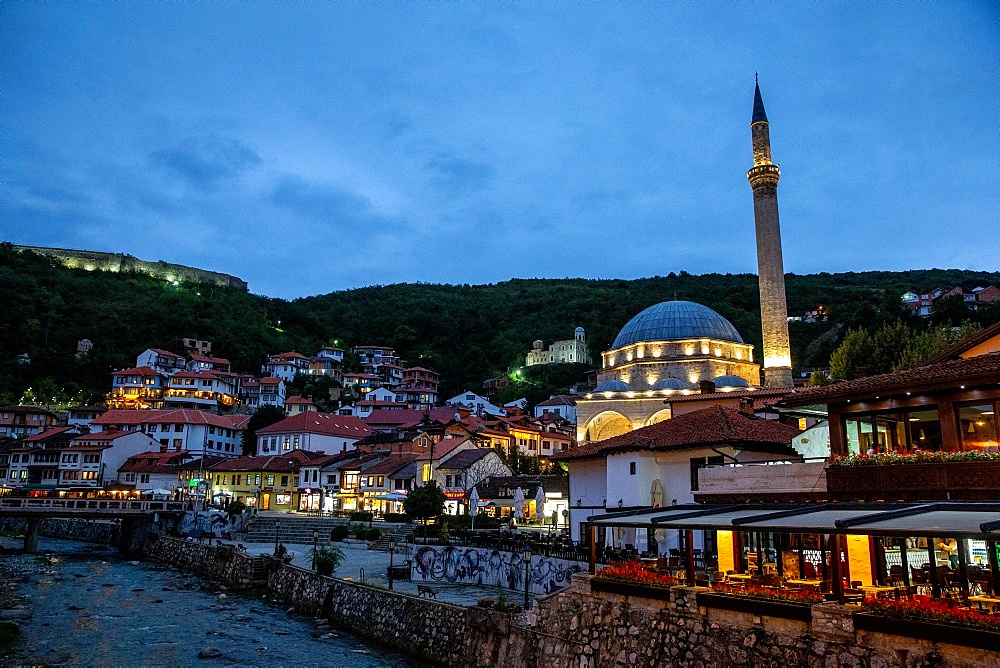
[92,409,249,430]
[285,395,313,404]
[189,354,230,365]
[272,351,307,360]
[537,395,578,407]
[258,377,283,385]
[113,367,165,377]
[23,427,77,442]
[361,455,418,476]
[364,408,457,426]
[150,348,185,358]
[210,449,325,472]
[256,412,371,438]
[780,352,1000,405]
[555,406,800,461]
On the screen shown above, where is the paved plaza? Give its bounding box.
[218,538,533,607]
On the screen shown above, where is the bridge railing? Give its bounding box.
[0,498,188,512]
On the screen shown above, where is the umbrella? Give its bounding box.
[650,479,664,508]
[513,487,525,520]
[534,485,545,521]
[469,486,479,531]
[375,492,407,502]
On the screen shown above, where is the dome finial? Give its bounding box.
[752,77,768,124]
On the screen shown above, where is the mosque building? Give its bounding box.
[575,80,793,442]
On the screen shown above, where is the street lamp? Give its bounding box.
[388,535,397,591]
[522,547,532,611]
[274,519,281,556]
[312,528,319,571]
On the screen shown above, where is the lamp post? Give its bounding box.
[274,519,281,556]
[522,547,532,610]
[312,528,319,571]
[388,535,397,591]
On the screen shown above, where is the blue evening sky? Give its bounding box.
[1,2,996,298]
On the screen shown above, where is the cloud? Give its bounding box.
[425,155,494,198]
[149,134,261,190]
[268,176,373,223]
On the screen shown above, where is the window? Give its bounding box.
[266,475,275,486]
[445,475,453,488]
[254,474,261,485]
[377,476,384,486]
[293,436,300,450]
[173,439,182,449]
[280,475,288,487]
[844,407,943,455]
[327,474,336,485]
[140,474,150,484]
[282,437,290,451]
[629,462,636,475]
[174,424,184,432]
[957,402,999,451]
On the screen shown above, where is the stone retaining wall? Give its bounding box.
[0,518,116,545]
[144,536,996,667]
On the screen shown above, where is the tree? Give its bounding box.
[404,481,445,526]
[312,543,345,576]
[829,328,874,381]
[895,322,981,371]
[241,405,287,455]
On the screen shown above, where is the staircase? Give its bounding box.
[367,528,414,552]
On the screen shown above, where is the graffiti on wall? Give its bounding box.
[410,545,584,595]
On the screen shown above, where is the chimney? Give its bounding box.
[699,380,717,394]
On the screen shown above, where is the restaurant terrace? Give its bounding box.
[583,502,1000,610]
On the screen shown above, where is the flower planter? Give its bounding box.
[826,461,1000,500]
[696,592,812,622]
[590,578,673,601]
[854,613,1000,652]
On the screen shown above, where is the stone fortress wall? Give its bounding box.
[11,244,248,291]
[145,535,994,667]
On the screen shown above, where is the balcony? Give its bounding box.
[826,459,1000,501]
[694,461,828,503]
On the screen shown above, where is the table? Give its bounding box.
[968,595,1000,612]
[859,585,899,599]
[785,579,822,588]
[727,573,753,582]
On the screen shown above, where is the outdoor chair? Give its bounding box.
[713,570,726,583]
[803,562,817,579]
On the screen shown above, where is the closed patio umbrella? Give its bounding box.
[534,485,545,522]
[513,487,525,521]
[469,486,479,531]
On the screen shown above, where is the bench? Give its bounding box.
[417,585,439,599]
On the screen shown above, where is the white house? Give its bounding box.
[434,444,513,515]
[90,410,249,457]
[534,395,579,424]
[447,391,504,417]
[117,450,198,495]
[556,406,800,545]
[163,371,238,411]
[256,412,372,456]
[135,348,187,375]
[60,430,162,489]
[262,351,310,382]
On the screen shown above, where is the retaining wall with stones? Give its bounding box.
[144,536,997,667]
[0,517,116,545]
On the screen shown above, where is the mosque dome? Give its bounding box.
[612,301,744,349]
[593,379,635,393]
[652,377,693,391]
[713,375,751,389]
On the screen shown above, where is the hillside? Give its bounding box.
[2,243,998,405]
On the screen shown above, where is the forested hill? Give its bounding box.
[2,243,998,404]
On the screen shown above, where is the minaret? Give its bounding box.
[747,77,793,388]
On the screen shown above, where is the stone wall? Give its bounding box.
[0,518,116,545]
[144,536,996,667]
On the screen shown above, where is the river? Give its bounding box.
[0,537,421,666]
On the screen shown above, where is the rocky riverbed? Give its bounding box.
[0,537,422,666]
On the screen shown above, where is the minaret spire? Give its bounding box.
[747,78,793,388]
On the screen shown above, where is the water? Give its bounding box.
[1,538,420,666]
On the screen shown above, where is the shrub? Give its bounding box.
[350,510,374,522]
[477,597,496,608]
[594,561,678,590]
[352,523,368,539]
[329,525,350,542]
[362,528,382,542]
[862,596,1000,632]
[493,590,522,614]
[312,544,346,576]
[383,513,411,524]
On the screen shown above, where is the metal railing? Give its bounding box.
[0,497,187,512]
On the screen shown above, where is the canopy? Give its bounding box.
[375,492,407,502]
[534,485,545,518]
[469,487,480,517]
